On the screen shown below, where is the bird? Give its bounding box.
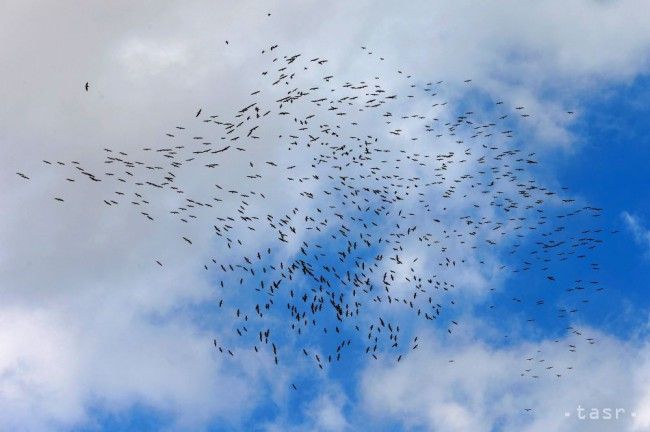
[85,82,89,91]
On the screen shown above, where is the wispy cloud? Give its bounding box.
[622,211,650,256]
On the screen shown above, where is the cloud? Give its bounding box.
[0,303,270,431]
[358,326,650,432]
[263,383,349,432]
[307,388,349,432]
[622,211,650,256]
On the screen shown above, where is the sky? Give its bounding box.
[1,1,650,431]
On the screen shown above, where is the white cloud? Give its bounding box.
[263,383,349,432]
[359,326,650,432]
[622,211,650,256]
[0,303,268,431]
[307,388,349,432]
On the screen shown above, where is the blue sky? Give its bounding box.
[2,2,650,432]
[556,75,650,337]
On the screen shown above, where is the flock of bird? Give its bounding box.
[16,38,611,393]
